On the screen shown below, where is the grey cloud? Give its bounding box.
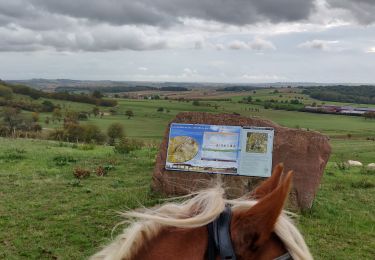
[0,0,372,53]
[228,38,276,51]
[298,40,338,51]
[30,0,171,26]
[0,25,167,52]
[28,0,316,26]
[228,40,249,50]
[249,37,276,51]
[327,0,375,24]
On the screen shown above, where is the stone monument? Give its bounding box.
[151,112,331,210]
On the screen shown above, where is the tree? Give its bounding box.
[157,107,164,112]
[41,100,55,112]
[92,106,100,117]
[64,110,79,125]
[1,107,21,131]
[125,109,134,119]
[78,112,88,120]
[82,124,106,144]
[192,100,200,106]
[45,116,50,125]
[92,90,103,99]
[0,107,38,135]
[31,112,39,122]
[0,85,13,99]
[114,137,143,154]
[107,123,125,145]
[364,112,375,120]
[63,122,84,142]
[52,108,62,122]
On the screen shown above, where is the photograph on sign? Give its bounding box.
[166,123,241,174]
[239,127,274,177]
[166,123,274,177]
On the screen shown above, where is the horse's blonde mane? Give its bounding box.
[91,184,313,260]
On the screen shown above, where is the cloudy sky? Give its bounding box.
[0,0,374,83]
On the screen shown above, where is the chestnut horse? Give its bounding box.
[91,164,313,260]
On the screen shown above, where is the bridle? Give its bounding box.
[207,206,293,260]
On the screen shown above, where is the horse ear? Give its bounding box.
[234,171,293,250]
[250,163,284,199]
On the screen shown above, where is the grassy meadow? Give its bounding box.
[0,89,374,259]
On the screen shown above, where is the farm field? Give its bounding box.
[1,90,375,259]
[31,93,375,139]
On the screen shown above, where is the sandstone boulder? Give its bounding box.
[151,112,331,210]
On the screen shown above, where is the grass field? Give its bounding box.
[0,138,160,259]
[1,90,375,259]
[31,95,375,139]
[0,138,374,259]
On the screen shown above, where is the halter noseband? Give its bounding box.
[206,206,293,260]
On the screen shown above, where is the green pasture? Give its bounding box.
[1,90,375,259]
[31,96,375,139]
[230,88,375,108]
[0,138,374,259]
[0,138,159,259]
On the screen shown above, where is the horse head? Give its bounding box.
[91,163,312,260]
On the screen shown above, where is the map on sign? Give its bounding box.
[166,123,274,177]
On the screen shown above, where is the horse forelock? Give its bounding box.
[90,183,312,260]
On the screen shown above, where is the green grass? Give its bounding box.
[300,164,375,259]
[5,90,374,139]
[0,138,160,259]
[33,97,375,139]
[0,137,374,259]
[1,90,375,259]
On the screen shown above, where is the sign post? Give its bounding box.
[166,123,274,177]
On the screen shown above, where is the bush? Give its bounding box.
[125,109,134,119]
[107,123,124,145]
[95,165,115,176]
[73,167,91,179]
[0,85,13,99]
[114,137,143,154]
[78,112,88,120]
[82,124,106,144]
[49,122,105,144]
[95,166,107,176]
[41,100,55,112]
[48,128,65,141]
[64,123,85,142]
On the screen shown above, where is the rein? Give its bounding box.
[206,206,293,260]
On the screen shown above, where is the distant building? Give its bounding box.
[304,104,375,116]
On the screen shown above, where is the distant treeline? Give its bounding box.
[55,85,189,93]
[56,85,156,93]
[301,85,375,104]
[217,86,258,92]
[0,80,117,107]
[159,86,189,91]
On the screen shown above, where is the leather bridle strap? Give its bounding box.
[274,252,293,260]
[207,206,293,260]
[207,206,236,260]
